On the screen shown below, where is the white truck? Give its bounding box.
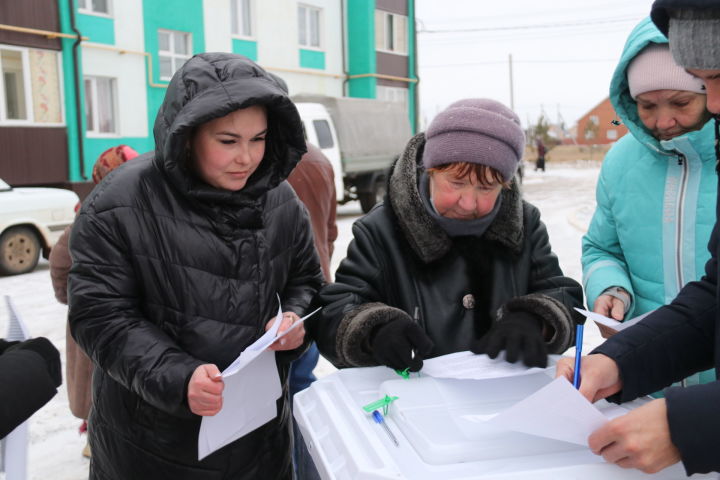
[293,95,412,213]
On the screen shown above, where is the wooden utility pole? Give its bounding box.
[508,53,515,111]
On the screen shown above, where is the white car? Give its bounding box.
[0,178,79,275]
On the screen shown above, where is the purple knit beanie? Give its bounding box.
[423,98,525,182]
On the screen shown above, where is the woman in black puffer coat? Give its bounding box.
[67,53,323,480]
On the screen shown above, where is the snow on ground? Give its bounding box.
[0,160,600,479]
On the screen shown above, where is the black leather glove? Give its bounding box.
[471,311,548,368]
[370,314,434,372]
[8,337,62,388]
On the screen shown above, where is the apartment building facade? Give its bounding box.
[0,0,418,195]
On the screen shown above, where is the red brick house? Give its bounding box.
[575,97,628,146]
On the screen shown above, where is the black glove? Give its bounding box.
[471,311,548,368]
[370,314,434,372]
[8,337,62,388]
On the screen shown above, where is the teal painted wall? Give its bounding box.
[58,0,86,181]
[407,0,417,134]
[346,0,375,98]
[299,49,325,70]
[77,13,115,45]
[232,38,258,61]
[142,0,205,150]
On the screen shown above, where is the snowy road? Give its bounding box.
[0,161,600,479]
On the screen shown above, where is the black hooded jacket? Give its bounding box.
[310,133,582,368]
[68,53,323,480]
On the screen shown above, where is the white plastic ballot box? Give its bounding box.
[293,366,718,480]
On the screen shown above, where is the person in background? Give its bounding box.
[534,137,546,172]
[556,2,720,475]
[581,17,715,400]
[286,142,337,480]
[310,98,583,374]
[49,144,139,458]
[68,53,323,479]
[0,337,61,438]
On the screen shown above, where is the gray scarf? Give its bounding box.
[418,171,502,238]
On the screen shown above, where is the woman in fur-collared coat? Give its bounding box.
[310,98,583,371]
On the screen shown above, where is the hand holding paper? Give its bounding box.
[198,303,321,460]
[266,311,303,351]
[188,364,224,416]
[588,398,681,473]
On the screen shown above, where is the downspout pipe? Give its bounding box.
[341,0,348,96]
[68,0,86,180]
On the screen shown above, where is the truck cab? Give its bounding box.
[294,103,345,203]
[294,95,411,213]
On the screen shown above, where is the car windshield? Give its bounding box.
[0,179,11,191]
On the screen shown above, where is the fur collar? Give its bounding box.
[388,133,525,264]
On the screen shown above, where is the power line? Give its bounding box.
[418,15,639,34]
[421,58,618,68]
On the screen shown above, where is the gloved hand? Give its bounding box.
[370,314,434,372]
[471,311,548,368]
[8,337,62,387]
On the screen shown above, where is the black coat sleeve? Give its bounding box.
[593,225,719,475]
[68,208,203,418]
[309,217,390,368]
[0,342,60,438]
[277,200,324,364]
[499,203,583,353]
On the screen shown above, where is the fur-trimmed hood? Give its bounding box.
[388,132,525,264]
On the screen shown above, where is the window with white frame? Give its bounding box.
[375,11,407,54]
[0,46,63,124]
[606,129,618,140]
[84,76,117,134]
[231,0,253,38]
[1,49,28,121]
[158,30,192,81]
[298,5,321,48]
[78,0,111,15]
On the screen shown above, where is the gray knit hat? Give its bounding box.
[423,98,525,182]
[666,8,720,70]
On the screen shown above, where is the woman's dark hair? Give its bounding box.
[427,162,511,189]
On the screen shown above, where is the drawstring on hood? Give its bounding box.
[715,116,720,172]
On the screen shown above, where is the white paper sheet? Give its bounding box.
[487,377,629,445]
[574,308,651,333]
[197,302,321,460]
[3,295,29,479]
[421,351,546,380]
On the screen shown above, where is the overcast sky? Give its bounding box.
[415,0,654,129]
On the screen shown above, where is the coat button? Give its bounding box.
[462,294,475,309]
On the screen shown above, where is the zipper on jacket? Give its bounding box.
[674,153,688,291]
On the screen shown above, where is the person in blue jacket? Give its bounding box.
[558,2,720,476]
[581,18,716,390]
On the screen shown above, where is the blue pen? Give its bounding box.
[372,410,399,446]
[573,322,584,389]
